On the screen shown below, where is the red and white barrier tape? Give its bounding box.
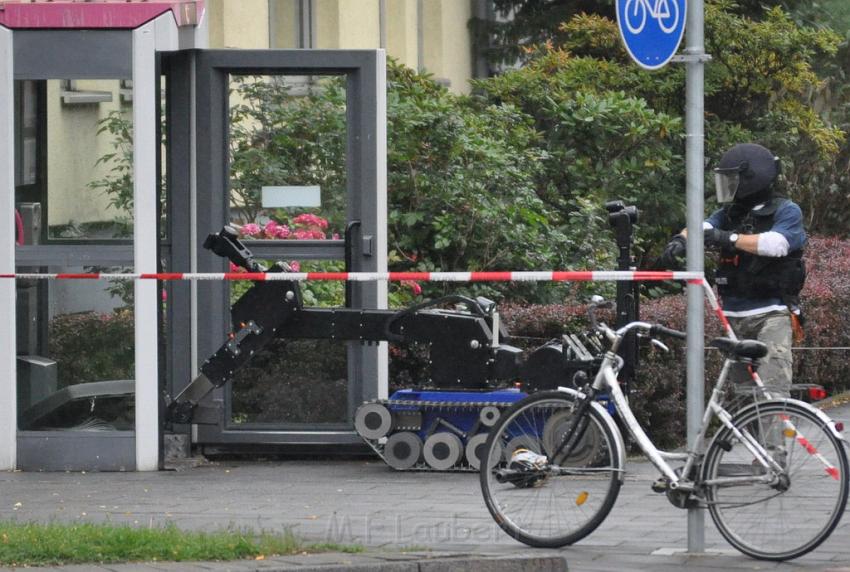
[0,270,705,283]
[0,269,733,337]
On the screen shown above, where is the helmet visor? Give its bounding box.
[714,169,740,203]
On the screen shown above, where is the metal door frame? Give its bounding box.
[0,13,201,471]
[165,49,387,447]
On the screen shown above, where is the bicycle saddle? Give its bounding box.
[711,337,768,359]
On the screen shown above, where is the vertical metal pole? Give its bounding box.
[685,0,706,552]
[133,22,160,471]
[0,25,16,471]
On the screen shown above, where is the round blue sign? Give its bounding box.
[616,0,687,70]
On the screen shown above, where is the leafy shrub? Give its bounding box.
[229,76,348,228]
[230,338,347,425]
[792,236,850,394]
[476,4,844,262]
[386,64,585,304]
[47,309,135,387]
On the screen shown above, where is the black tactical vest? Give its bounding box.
[715,198,806,300]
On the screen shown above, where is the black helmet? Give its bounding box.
[714,143,779,204]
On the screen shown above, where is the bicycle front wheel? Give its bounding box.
[479,391,623,548]
[703,399,849,560]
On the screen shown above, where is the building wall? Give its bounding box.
[208,0,270,49]
[270,0,300,48]
[421,0,474,93]
[209,0,476,93]
[386,0,418,70]
[45,80,131,231]
[315,0,380,50]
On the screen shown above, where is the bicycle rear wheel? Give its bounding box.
[703,399,848,560]
[479,391,623,548]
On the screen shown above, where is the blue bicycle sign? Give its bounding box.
[616,0,686,70]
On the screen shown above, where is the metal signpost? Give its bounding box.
[616,0,708,553]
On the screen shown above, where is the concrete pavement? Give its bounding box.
[1,401,849,572]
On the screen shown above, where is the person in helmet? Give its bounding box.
[660,143,806,399]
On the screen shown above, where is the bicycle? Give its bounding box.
[624,0,681,35]
[479,296,849,561]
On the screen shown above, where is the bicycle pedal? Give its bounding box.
[651,478,669,493]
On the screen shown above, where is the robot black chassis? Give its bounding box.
[165,226,604,470]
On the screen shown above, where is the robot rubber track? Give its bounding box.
[355,394,525,472]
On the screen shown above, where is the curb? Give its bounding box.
[3,554,569,572]
[249,555,568,572]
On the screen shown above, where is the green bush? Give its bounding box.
[47,309,135,387]
[230,338,348,425]
[476,3,844,259]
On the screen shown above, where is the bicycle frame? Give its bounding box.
[597,348,778,490]
[584,316,843,494]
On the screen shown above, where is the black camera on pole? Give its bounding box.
[605,201,639,401]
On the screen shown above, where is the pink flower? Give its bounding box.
[293,213,328,229]
[263,220,280,239]
[293,229,313,240]
[289,261,301,272]
[311,229,326,239]
[229,262,245,273]
[241,223,261,237]
[332,233,340,240]
[402,280,422,296]
[275,225,291,239]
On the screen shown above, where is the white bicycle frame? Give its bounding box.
[587,334,783,492]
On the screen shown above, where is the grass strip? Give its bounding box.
[0,521,363,566]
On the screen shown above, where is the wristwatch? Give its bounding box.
[729,232,739,245]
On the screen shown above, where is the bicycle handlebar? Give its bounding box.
[586,298,685,344]
[649,324,687,340]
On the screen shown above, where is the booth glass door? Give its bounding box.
[14,77,138,470]
[226,72,349,428]
[169,50,386,448]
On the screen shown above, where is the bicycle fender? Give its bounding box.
[557,385,627,483]
[731,397,846,442]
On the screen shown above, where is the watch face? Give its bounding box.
[730,233,739,243]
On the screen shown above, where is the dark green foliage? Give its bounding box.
[87,110,134,216]
[226,65,581,304]
[230,338,348,424]
[476,2,844,262]
[386,63,583,303]
[229,76,347,227]
[47,309,134,387]
[471,0,613,67]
